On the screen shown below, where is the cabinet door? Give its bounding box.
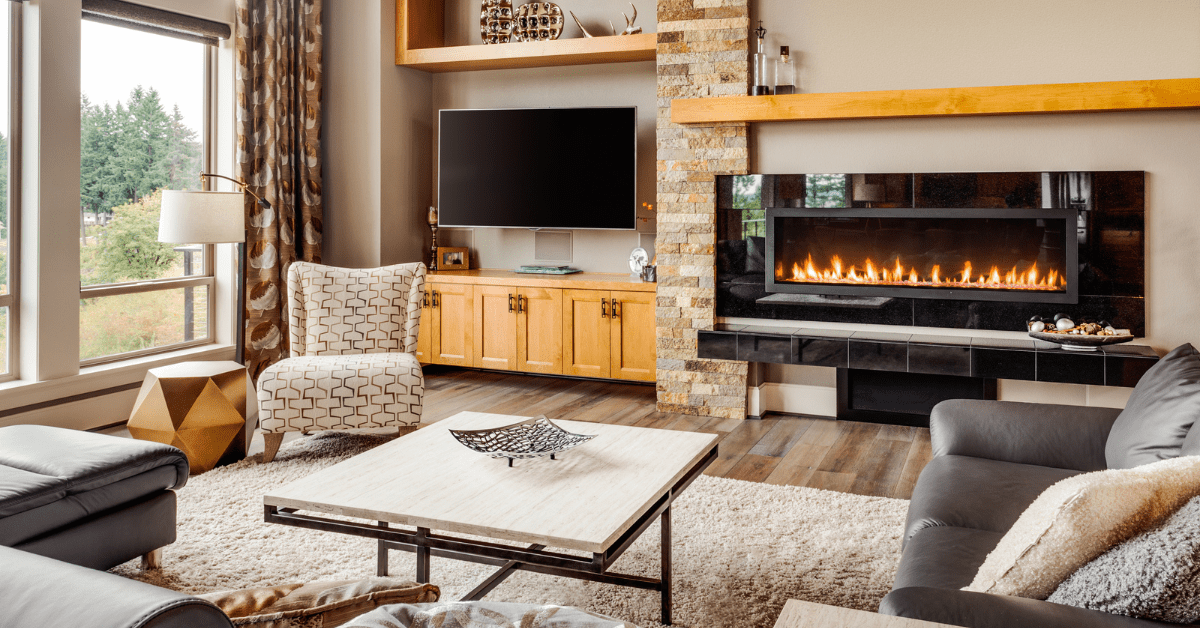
[609,291,656,381]
[562,289,610,379]
[517,287,562,375]
[473,285,518,370]
[415,287,434,364]
[432,283,473,366]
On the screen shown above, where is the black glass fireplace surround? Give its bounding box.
[717,172,1145,334]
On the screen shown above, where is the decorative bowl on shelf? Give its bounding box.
[449,416,596,466]
[1028,330,1135,351]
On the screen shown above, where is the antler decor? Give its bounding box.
[570,3,640,38]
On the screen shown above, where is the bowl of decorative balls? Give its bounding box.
[1027,314,1135,351]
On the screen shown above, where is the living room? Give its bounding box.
[1,0,1199,627]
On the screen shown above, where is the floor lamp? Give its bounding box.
[159,177,266,365]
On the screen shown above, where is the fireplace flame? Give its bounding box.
[780,254,1066,291]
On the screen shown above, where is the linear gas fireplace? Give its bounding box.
[716,171,1146,334]
[765,208,1079,303]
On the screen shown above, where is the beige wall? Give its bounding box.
[744,0,1200,408]
[324,0,433,269]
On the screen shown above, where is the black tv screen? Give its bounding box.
[438,107,637,230]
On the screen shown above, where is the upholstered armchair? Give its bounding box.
[256,262,426,462]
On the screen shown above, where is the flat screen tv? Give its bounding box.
[438,107,637,230]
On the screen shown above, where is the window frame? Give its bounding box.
[77,30,218,367]
[0,1,24,383]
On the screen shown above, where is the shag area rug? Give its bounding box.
[113,431,909,628]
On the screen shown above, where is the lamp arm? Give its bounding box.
[200,172,269,208]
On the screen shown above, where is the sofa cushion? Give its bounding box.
[0,466,179,546]
[1106,343,1200,469]
[0,425,188,521]
[1048,495,1200,623]
[881,587,1170,628]
[904,455,1079,544]
[965,455,1200,600]
[893,526,1004,591]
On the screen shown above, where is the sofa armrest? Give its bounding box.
[930,400,1121,472]
[880,587,1173,628]
[0,545,231,628]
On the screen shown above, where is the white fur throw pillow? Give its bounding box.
[965,455,1200,599]
[1048,495,1200,622]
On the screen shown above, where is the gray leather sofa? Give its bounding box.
[0,424,188,570]
[879,399,1175,627]
[0,543,232,627]
[0,425,233,626]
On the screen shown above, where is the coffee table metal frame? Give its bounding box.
[264,444,717,625]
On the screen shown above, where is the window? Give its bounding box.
[0,3,20,382]
[78,19,215,365]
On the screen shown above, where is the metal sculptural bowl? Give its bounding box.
[1028,330,1135,352]
[449,416,596,466]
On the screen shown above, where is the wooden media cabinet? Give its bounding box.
[416,270,656,382]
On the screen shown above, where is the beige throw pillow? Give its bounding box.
[965,455,1200,599]
[199,578,440,628]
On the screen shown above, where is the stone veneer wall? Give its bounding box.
[654,0,750,419]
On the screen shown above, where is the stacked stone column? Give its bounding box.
[654,0,750,419]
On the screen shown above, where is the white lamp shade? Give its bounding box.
[159,190,246,244]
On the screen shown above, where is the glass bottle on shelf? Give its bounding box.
[775,45,795,95]
[751,21,771,96]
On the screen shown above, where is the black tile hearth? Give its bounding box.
[697,324,1160,388]
[1102,344,1159,388]
[795,337,849,368]
[908,343,972,376]
[971,347,1036,381]
[696,330,738,361]
[1037,349,1106,386]
[849,333,910,372]
[970,337,1038,350]
[737,326,795,363]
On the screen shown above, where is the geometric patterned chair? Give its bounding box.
[256,262,426,462]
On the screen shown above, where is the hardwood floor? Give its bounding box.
[422,367,931,500]
[102,366,931,499]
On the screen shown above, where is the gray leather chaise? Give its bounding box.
[0,543,232,628]
[0,424,188,569]
[881,343,1200,628]
[0,425,235,626]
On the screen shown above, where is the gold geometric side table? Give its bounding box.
[128,361,249,474]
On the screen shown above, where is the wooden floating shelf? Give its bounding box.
[671,78,1200,124]
[398,32,657,73]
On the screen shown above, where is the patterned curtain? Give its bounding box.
[235,0,324,381]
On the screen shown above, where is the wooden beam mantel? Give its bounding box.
[670,78,1200,124]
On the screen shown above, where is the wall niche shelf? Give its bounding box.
[670,78,1200,124]
[395,0,656,73]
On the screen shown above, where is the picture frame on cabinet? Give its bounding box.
[438,247,470,270]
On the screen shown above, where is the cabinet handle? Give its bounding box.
[612,300,621,319]
[517,295,525,313]
[508,294,515,313]
[422,291,429,308]
[432,291,440,308]
[601,298,609,318]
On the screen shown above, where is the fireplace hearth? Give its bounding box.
[717,171,1146,334]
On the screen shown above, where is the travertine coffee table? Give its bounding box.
[264,411,719,625]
